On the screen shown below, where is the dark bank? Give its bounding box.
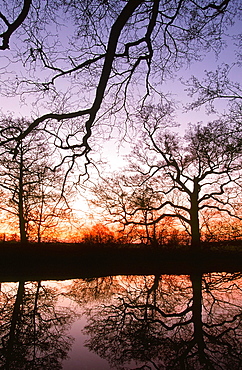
[0,241,241,282]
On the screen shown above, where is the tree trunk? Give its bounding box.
[191,273,206,364]
[18,145,28,244]
[190,177,200,250]
[37,189,45,243]
[5,281,25,370]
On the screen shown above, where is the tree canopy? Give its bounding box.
[92,110,242,247]
[0,0,240,171]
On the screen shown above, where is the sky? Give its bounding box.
[0,2,241,239]
[0,9,241,160]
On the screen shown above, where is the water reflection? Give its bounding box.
[66,273,242,369]
[0,281,75,369]
[0,273,242,369]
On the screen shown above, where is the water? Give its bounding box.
[0,272,242,369]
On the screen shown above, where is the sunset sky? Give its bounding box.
[0,1,241,242]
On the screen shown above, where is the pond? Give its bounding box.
[0,271,242,369]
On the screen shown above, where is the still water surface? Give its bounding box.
[0,272,242,369]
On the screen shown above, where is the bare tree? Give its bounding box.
[183,62,242,136]
[0,0,240,172]
[92,108,242,248]
[0,280,75,369]
[0,0,32,50]
[91,174,179,245]
[75,273,242,369]
[0,117,72,243]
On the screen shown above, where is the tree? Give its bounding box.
[74,273,242,369]
[0,117,72,243]
[82,223,116,245]
[0,0,240,171]
[92,109,242,248]
[0,280,75,369]
[91,174,182,245]
[185,64,242,112]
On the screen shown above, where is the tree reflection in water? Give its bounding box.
[67,273,242,370]
[0,273,241,369]
[0,280,75,369]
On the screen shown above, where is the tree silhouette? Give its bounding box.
[0,117,72,243]
[185,64,242,113]
[0,280,75,369]
[78,273,242,369]
[0,0,31,50]
[92,110,242,248]
[91,175,182,245]
[82,223,116,245]
[0,1,240,170]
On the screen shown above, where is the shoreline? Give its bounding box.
[0,241,241,282]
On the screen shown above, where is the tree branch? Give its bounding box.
[0,0,32,50]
